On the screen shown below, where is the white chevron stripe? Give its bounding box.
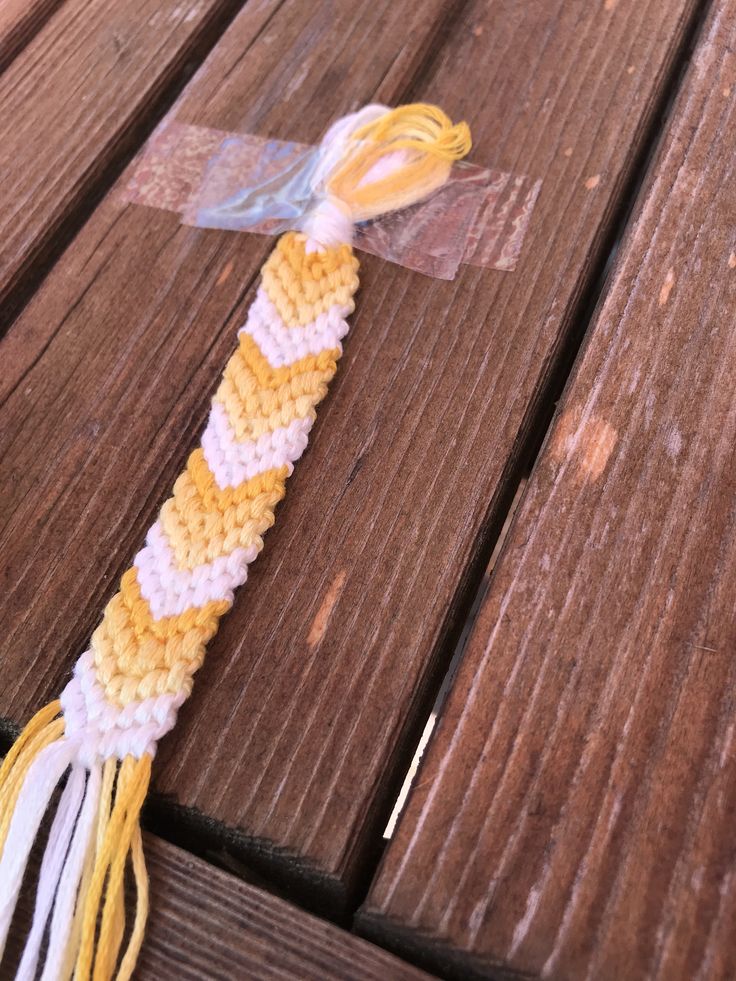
[133,286,348,621]
[62,650,185,758]
[202,403,312,491]
[134,521,258,619]
[240,287,349,367]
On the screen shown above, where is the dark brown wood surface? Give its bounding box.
[0,0,455,907]
[0,0,61,72]
[359,3,736,978]
[0,0,248,315]
[5,833,432,980]
[0,0,701,916]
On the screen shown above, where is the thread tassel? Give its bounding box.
[16,764,86,980]
[41,763,101,981]
[0,707,151,979]
[75,754,152,981]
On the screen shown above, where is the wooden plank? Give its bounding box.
[0,0,458,909]
[0,0,249,316]
[4,833,433,980]
[358,3,736,979]
[0,0,702,913]
[0,0,61,72]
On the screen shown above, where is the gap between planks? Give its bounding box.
[4,830,435,980]
[0,0,272,331]
[359,3,736,978]
[367,0,712,890]
[0,0,63,72]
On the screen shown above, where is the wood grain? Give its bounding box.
[359,3,736,979]
[0,0,457,906]
[4,833,432,980]
[0,0,247,314]
[0,0,61,72]
[0,0,700,914]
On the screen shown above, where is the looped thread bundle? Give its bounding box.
[302,102,471,247]
[0,102,470,979]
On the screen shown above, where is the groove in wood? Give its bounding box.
[359,4,736,978]
[0,0,703,915]
[5,833,433,980]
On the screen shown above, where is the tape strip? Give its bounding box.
[124,121,540,279]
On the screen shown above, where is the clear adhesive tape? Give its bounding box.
[123,120,541,279]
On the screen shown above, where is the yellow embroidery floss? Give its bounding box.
[0,102,470,979]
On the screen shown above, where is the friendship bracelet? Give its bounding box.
[0,103,471,980]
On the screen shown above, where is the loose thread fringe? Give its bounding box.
[0,702,151,980]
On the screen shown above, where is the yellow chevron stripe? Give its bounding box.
[93,612,205,704]
[238,332,341,388]
[92,570,228,705]
[213,381,320,442]
[160,465,286,570]
[262,232,359,327]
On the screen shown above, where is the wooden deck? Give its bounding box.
[1,0,733,977]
